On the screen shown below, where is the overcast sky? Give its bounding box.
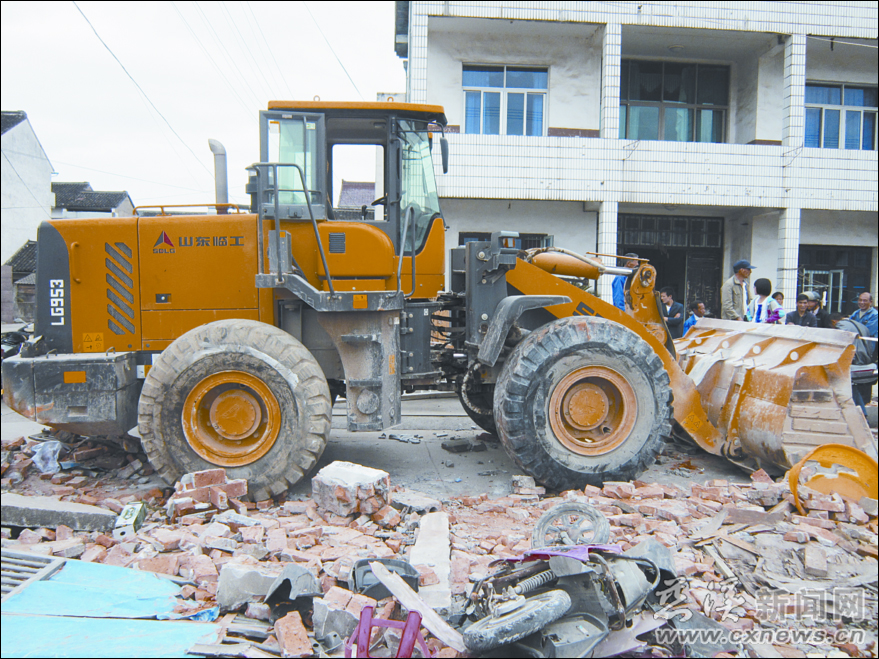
[1,1,405,208]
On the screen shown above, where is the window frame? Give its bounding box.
[619,60,729,144]
[462,64,549,137]
[804,82,877,151]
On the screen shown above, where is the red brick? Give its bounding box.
[80,544,107,563]
[323,585,353,610]
[192,468,227,488]
[633,486,665,499]
[783,531,809,543]
[346,593,377,618]
[750,468,774,484]
[101,498,125,513]
[209,486,229,510]
[791,514,836,530]
[602,482,635,499]
[222,479,248,499]
[150,528,183,551]
[241,526,265,544]
[134,554,180,576]
[804,494,845,513]
[17,529,43,544]
[95,534,115,548]
[414,564,440,586]
[372,505,401,529]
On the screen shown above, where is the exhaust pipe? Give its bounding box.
[208,139,228,214]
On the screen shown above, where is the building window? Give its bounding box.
[459,232,553,249]
[619,61,729,143]
[463,65,547,136]
[619,215,722,249]
[805,84,877,150]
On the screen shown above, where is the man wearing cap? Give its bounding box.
[612,253,640,311]
[721,260,754,321]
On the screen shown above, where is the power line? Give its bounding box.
[170,1,256,121]
[219,1,273,100]
[2,152,52,219]
[71,1,213,180]
[246,1,294,98]
[303,2,365,100]
[192,1,264,107]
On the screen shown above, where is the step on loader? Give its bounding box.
[3,101,875,499]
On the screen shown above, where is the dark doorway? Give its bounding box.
[799,245,873,316]
[618,214,724,317]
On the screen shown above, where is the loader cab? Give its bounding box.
[252,101,448,257]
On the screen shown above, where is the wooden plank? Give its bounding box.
[369,561,466,653]
[703,545,736,581]
[0,551,66,603]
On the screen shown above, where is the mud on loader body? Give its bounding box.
[3,101,875,499]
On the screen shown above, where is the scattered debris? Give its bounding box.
[2,452,877,657]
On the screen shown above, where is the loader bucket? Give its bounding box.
[675,318,877,475]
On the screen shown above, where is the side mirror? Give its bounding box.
[440,137,449,174]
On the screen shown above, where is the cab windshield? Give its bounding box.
[398,119,442,253]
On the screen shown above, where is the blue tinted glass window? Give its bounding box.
[463,66,504,88]
[697,109,723,143]
[823,110,840,148]
[506,68,548,89]
[629,106,660,140]
[664,107,693,141]
[619,105,627,138]
[464,91,481,134]
[507,93,524,136]
[845,111,861,149]
[526,94,543,136]
[805,107,821,148]
[864,113,876,150]
[483,92,501,135]
[843,87,877,107]
[806,84,841,105]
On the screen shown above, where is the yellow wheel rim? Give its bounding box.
[549,366,637,456]
[182,370,281,466]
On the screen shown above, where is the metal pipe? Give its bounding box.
[208,139,228,214]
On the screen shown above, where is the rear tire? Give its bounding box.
[494,316,672,491]
[456,371,497,436]
[138,319,331,501]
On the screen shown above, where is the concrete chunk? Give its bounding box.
[2,493,116,532]
[409,512,451,613]
[312,461,390,516]
[217,561,285,612]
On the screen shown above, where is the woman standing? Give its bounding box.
[748,278,782,323]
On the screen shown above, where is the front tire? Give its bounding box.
[494,317,672,491]
[138,320,331,501]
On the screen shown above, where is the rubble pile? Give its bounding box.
[2,440,877,656]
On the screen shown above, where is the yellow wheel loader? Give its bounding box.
[3,101,874,499]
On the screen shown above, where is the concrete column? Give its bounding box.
[782,34,807,148]
[600,23,622,139]
[777,207,801,305]
[597,201,619,302]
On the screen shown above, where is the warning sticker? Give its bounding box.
[83,333,104,352]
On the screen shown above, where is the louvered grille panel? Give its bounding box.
[105,242,135,335]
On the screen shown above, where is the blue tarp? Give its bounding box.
[2,559,180,618]
[1,559,222,657]
[0,614,220,658]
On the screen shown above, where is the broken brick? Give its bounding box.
[191,468,227,489]
[276,611,312,657]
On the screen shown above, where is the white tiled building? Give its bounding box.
[395,1,878,315]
